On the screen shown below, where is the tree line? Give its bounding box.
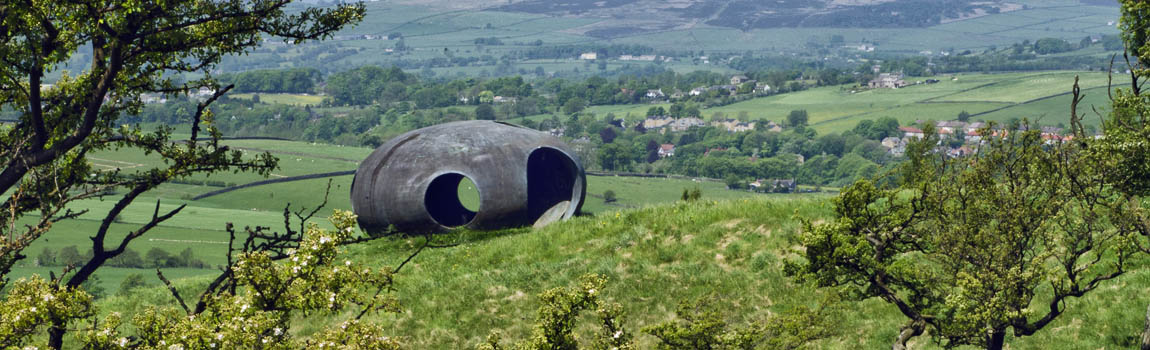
[35,246,208,269]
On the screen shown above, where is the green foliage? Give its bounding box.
[78,211,402,349]
[644,295,839,350]
[786,110,808,128]
[563,98,587,115]
[0,277,93,348]
[476,104,497,120]
[792,123,1145,349]
[478,274,634,350]
[681,186,703,202]
[117,273,147,296]
[1032,38,1072,54]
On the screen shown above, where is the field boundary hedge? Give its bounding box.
[192,170,355,200]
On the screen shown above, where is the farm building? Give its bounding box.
[869,72,908,89]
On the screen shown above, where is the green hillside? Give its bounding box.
[93,197,1150,349]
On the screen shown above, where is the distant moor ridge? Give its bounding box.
[496,0,1027,37]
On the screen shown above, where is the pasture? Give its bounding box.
[704,71,1114,133]
[230,93,325,106]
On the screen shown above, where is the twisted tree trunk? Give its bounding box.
[1141,303,1150,350]
[987,329,1006,350]
[893,320,925,350]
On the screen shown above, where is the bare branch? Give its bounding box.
[157,269,191,314]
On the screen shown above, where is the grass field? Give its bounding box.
[703,71,1114,133]
[91,196,1150,349]
[230,93,325,106]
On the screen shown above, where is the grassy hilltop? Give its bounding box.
[92,196,1150,349]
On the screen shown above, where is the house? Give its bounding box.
[670,117,705,132]
[670,90,685,99]
[548,128,565,137]
[642,116,674,129]
[899,126,924,139]
[764,120,783,132]
[936,121,967,134]
[645,89,666,100]
[966,130,983,143]
[938,128,953,139]
[689,87,708,96]
[620,55,657,61]
[730,75,750,85]
[881,137,902,149]
[658,144,675,158]
[492,96,517,104]
[868,72,908,89]
[946,146,974,158]
[711,119,755,133]
[579,52,598,60]
[755,82,772,93]
[1041,133,1064,144]
[965,121,986,133]
[751,179,798,193]
[711,118,739,130]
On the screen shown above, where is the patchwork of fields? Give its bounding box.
[708,70,1115,133]
[224,0,1121,75]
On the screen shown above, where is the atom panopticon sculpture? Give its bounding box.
[351,121,586,235]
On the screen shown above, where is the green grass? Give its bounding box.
[94,196,1147,349]
[230,93,325,106]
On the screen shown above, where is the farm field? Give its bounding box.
[704,71,1114,133]
[230,93,325,106]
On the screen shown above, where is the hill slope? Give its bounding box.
[283,197,1145,349]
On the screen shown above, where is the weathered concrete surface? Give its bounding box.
[351,121,585,234]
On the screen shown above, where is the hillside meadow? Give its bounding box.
[89,197,1150,349]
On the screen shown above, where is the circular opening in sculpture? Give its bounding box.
[527,147,581,223]
[424,173,479,228]
[457,176,480,212]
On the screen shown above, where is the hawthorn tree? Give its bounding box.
[792,117,1143,349]
[0,0,365,348]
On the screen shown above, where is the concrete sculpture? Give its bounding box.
[351,121,586,234]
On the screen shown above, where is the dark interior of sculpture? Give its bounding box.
[424,173,477,227]
[527,147,578,221]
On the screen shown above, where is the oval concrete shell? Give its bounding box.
[351,121,586,234]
